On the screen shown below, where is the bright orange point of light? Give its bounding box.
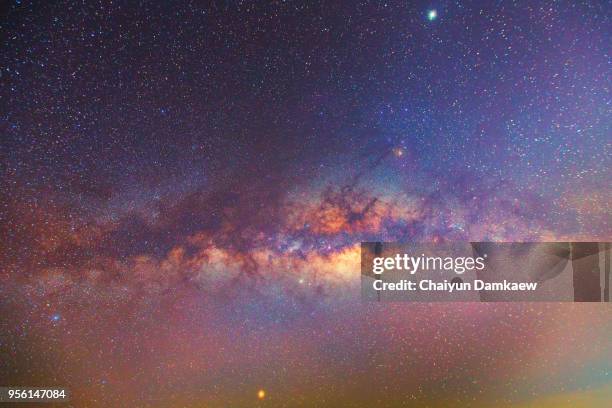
[258,389,266,399]
[393,147,404,157]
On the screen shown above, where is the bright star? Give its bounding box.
[257,389,266,399]
[427,9,437,21]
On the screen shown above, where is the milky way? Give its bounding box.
[1,1,611,407]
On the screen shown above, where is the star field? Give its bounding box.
[1,1,611,407]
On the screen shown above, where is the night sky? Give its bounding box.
[1,1,611,407]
